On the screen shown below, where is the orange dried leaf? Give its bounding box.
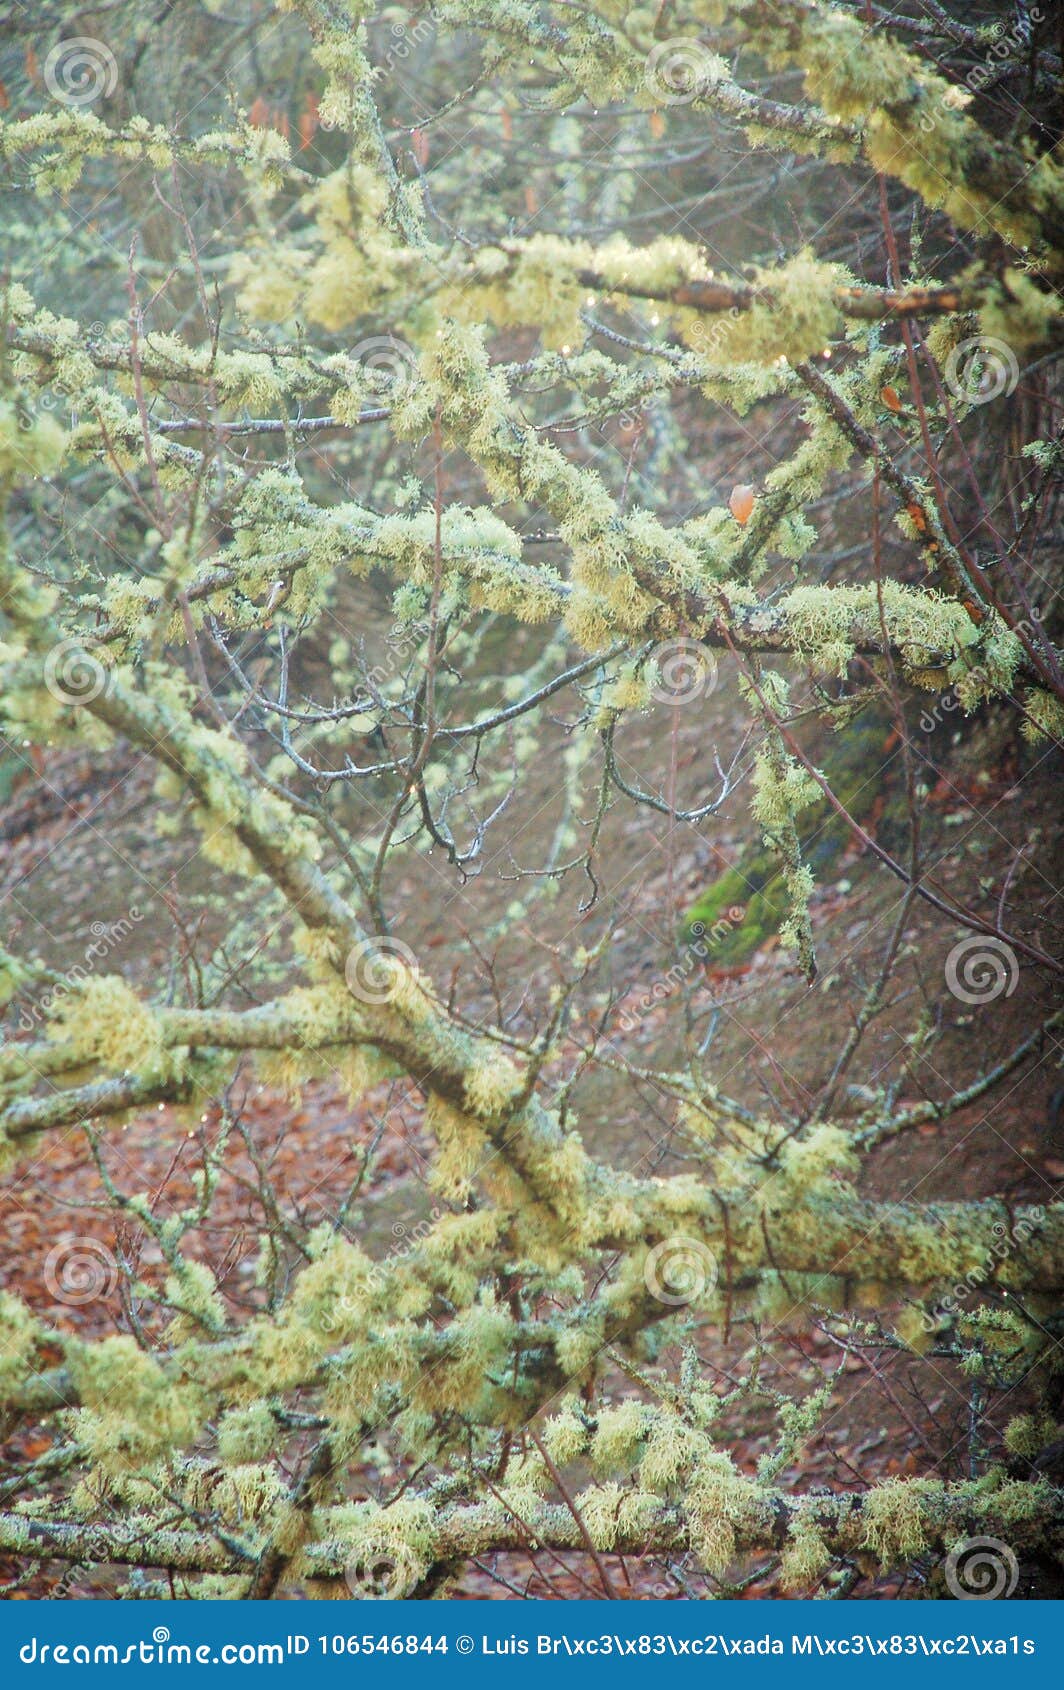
[906,501,928,532]
[649,111,666,139]
[412,126,429,167]
[248,95,270,129]
[729,483,756,525]
[880,384,902,412]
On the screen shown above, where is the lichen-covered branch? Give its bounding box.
[0,0,1060,1603]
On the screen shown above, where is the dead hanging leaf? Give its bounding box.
[0,80,9,111]
[248,95,270,130]
[501,108,513,141]
[649,111,666,139]
[524,183,539,218]
[729,483,756,525]
[25,44,39,83]
[412,127,429,167]
[880,384,902,413]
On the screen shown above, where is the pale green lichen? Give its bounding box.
[860,1477,941,1568]
[47,976,162,1073]
[0,1292,41,1405]
[68,1337,205,1475]
[780,1514,833,1591]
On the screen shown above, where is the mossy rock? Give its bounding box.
[683,705,898,964]
[685,860,786,965]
